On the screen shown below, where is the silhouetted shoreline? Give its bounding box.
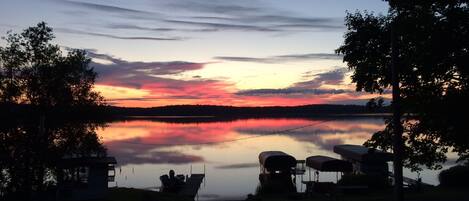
[109,104,389,117]
[2,103,390,122]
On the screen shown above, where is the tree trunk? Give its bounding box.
[391,18,404,201]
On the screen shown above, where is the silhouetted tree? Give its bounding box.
[0,32,27,103]
[337,0,469,172]
[0,22,106,200]
[0,119,106,200]
[0,22,103,107]
[366,97,385,112]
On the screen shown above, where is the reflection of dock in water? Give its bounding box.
[179,174,205,198]
[295,160,306,175]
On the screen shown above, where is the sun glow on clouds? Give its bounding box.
[87,49,378,107]
[0,0,390,107]
[91,58,385,107]
[94,85,150,100]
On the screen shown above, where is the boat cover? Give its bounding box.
[306,155,352,172]
[333,144,393,163]
[259,151,296,171]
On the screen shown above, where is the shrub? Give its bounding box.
[438,165,469,187]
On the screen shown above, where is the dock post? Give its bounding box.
[203,164,206,187]
[300,174,303,192]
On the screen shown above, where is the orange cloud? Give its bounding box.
[90,51,387,107]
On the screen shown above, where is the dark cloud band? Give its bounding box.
[215,53,343,63]
[236,68,350,96]
[56,28,184,41]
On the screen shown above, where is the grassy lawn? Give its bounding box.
[336,187,468,201]
[106,187,192,201]
[106,187,468,201]
[248,187,468,201]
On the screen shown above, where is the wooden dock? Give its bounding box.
[179,174,205,198]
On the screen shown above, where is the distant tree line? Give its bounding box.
[104,104,390,119]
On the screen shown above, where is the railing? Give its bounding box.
[108,164,116,182]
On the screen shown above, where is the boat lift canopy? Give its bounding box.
[306,155,352,172]
[259,151,296,172]
[333,144,393,163]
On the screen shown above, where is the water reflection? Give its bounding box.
[215,163,258,169]
[0,117,106,200]
[97,117,390,200]
[0,117,455,200]
[99,118,385,166]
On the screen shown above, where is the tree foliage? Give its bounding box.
[0,22,106,200]
[0,22,103,107]
[336,1,469,171]
[0,118,107,200]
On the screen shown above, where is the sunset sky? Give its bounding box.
[0,0,389,107]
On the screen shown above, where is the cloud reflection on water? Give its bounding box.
[98,118,385,166]
[215,163,259,169]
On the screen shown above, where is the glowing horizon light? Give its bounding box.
[94,84,150,100]
[0,0,389,107]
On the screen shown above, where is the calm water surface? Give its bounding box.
[97,117,448,200]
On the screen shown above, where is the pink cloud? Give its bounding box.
[89,51,384,107]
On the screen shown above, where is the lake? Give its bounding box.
[97,117,450,200]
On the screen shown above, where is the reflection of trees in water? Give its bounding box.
[0,117,106,200]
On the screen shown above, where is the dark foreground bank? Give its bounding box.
[107,186,468,201]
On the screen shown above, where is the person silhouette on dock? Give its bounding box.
[161,170,185,193]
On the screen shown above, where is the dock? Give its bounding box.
[388,172,433,187]
[179,174,205,198]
